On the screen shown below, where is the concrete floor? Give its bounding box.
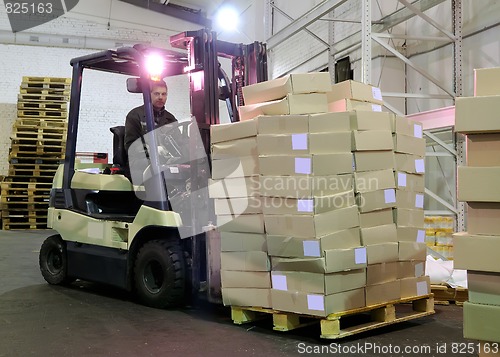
[0,230,476,357]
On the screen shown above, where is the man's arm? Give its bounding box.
[124,107,144,151]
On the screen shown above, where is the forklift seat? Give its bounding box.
[109,126,130,178]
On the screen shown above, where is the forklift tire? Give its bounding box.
[134,240,185,309]
[39,235,74,285]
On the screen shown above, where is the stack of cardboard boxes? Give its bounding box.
[392,116,430,298]
[211,73,431,317]
[454,66,500,349]
[209,119,272,308]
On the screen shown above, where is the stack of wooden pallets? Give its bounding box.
[1,76,69,230]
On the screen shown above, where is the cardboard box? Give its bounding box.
[366,242,399,264]
[329,98,382,113]
[222,287,272,307]
[397,226,425,243]
[262,191,355,216]
[259,174,353,198]
[349,111,393,131]
[220,251,270,271]
[396,190,425,210]
[458,166,500,202]
[220,232,267,252]
[239,93,328,121]
[259,153,353,176]
[463,301,500,343]
[242,72,332,105]
[366,262,398,285]
[398,261,426,279]
[257,132,352,155]
[360,224,397,245]
[328,80,384,105]
[467,202,500,235]
[399,241,427,261]
[393,208,425,227]
[468,271,500,305]
[264,205,359,238]
[400,276,431,299]
[271,246,368,273]
[257,114,309,134]
[309,112,351,132]
[475,67,500,97]
[395,171,425,192]
[214,196,262,215]
[354,151,395,172]
[221,271,271,288]
[211,155,258,179]
[266,227,361,258]
[211,118,257,144]
[271,288,365,317]
[455,95,500,134]
[467,133,500,167]
[395,153,425,174]
[271,269,366,295]
[393,134,426,156]
[359,208,394,228]
[208,176,260,198]
[365,280,400,306]
[354,169,395,193]
[356,189,397,213]
[392,116,423,138]
[352,130,394,151]
[454,232,500,273]
[211,137,257,159]
[217,214,265,233]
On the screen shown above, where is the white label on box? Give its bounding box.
[417,229,425,243]
[297,199,314,213]
[307,294,325,311]
[415,263,425,277]
[372,87,383,101]
[415,159,425,173]
[415,193,424,209]
[295,158,312,174]
[354,247,367,264]
[292,133,308,150]
[372,104,382,112]
[398,172,407,187]
[272,274,288,291]
[303,240,321,257]
[414,124,423,139]
[169,166,180,174]
[384,189,396,203]
[416,281,428,296]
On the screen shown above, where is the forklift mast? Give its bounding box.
[169,29,267,302]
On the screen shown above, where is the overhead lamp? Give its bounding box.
[215,6,239,32]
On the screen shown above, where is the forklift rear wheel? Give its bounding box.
[39,235,73,285]
[134,240,185,308]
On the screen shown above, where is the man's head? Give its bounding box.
[150,79,168,110]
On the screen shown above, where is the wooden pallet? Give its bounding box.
[18,93,69,102]
[9,147,65,160]
[19,88,70,96]
[2,217,48,230]
[17,101,68,111]
[17,110,68,118]
[14,118,68,130]
[20,82,70,90]
[431,284,468,306]
[22,76,71,84]
[231,294,434,339]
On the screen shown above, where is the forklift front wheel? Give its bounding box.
[39,235,73,285]
[134,240,185,309]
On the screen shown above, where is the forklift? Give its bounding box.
[38,28,267,308]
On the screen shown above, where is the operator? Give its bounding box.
[124,79,177,185]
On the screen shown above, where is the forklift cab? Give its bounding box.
[39,29,267,309]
